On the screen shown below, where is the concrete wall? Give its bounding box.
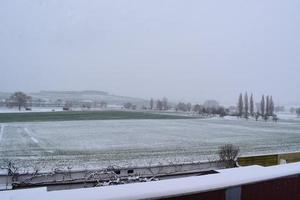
[3,161,222,191]
[1,162,300,200]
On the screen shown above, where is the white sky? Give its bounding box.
[0,0,299,105]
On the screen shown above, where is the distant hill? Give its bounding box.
[30,90,148,106]
[0,90,148,106]
[39,90,109,95]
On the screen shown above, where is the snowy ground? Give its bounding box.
[0,114,300,172]
[0,107,64,113]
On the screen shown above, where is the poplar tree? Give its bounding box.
[261,95,265,116]
[150,98,154,110]
[269,96,274,116]
[238,93,243,117]
[244,93,249,118]
[250,93,254,116]
[266,95,270,116]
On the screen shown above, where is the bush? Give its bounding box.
[218,144,240,168]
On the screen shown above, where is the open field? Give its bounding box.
[0,115,300,172]
[0,110,192,123]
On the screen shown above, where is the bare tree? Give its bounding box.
[99,101,107,108]
[187,103,192,112]
[193,104,201,113]
[7,92,31,111]
[150,98,154,110]
[218,144,240,168]
[1,160,19,182]
[176,102,188,112]
[296,108,300,117]
[162,98,168,110]
[156,100,163,110]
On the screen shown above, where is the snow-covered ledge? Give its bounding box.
[1,162,300,200]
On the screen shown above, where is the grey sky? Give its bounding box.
[0,0,299,105]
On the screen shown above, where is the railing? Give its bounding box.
[0,161,222,191]
[1,162,300,200]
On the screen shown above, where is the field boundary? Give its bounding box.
[0,110,194,123]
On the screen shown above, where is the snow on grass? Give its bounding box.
[0,124,4,143]
[30,137,39,144]
[0,107,63,113]
[277,112,300,121]
[1,117,300,172]
[24,128,39,144]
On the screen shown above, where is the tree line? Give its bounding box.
[149,98,169,111]
[237,92,276,121]
[148,98,227,116]
[5,91,299,120]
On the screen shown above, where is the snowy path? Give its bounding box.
[0,124,4,144]
[30,137,39,144]
[24,128,39,144]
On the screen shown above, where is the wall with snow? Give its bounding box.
[1,162,300,200]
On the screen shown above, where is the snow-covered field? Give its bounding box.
[0,115,300,172]
[0,107,64,113]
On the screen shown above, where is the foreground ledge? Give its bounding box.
[1,162,300,200]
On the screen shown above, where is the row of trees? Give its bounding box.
[149,98,228,116]
[149,99,222,113]
[175,102,192,112]
[238,93,253,118]
[175,102,227,116]
[260,95,275,117]
[5,92,111,111]
[149,98,169,111]
[237,93,275,119]
[123,102,137,110]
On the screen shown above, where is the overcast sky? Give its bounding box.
[0,0,299,105]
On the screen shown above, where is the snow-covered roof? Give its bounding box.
[1,162,300,200]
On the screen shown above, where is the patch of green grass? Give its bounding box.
[0,110,192,123]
